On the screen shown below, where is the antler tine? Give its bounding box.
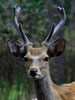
[19,24,31,44]
[13,6,20,32]
[52,7,66,36]
[42,23,55,45]
[13,6,31,44]
[42,7,66,45]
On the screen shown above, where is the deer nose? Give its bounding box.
[30,68,38,77]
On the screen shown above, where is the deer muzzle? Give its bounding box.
[30,68,38,77]
[29,67,42,79]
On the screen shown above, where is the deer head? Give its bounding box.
[8,6,66,80]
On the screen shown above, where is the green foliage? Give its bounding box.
[64,0,71,25]
[0,81,33,100]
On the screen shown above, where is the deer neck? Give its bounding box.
[34,68,56,100]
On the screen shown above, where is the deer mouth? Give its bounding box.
[34,74,41,79]
[32,74,45,80]
[29,71,43,80]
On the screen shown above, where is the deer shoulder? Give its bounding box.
[51,81,75,100]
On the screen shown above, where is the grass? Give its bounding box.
[0,81,34,100]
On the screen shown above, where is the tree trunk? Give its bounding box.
[70,0,75,31]
[69,0,75,81]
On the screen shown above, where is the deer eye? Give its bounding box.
[24,57,28,62]
[44,57,49,61]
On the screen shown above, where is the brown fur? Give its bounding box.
[29,46,46,56]
[28,46,75,100]
[51,80,75,100]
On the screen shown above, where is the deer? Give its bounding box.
[8,6,75,100]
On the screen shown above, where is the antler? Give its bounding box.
[42,7,66,45]
[13,6,31,44]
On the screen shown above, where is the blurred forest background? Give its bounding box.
[0,0,75,100]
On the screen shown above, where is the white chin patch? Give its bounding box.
[35,75,40,79]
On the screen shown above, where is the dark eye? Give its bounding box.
[24,57,28,62]
[44,57,49,61]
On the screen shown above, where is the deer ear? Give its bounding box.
[8,40,27,57]
[47,39,66,57]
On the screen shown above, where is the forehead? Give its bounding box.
[28,46,46,56]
